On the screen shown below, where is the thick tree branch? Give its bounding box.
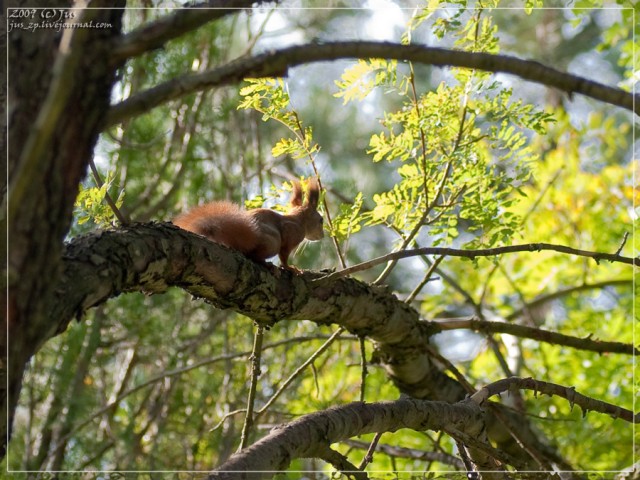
[54,223,575,470]
[434,316,638,356]
[210,379,630,478]
[58,223,432,331]
[471,377,638,424]
[57,222,462,396]
[105,41,638,127]
[209,398,488,479]
[109,0,273,64]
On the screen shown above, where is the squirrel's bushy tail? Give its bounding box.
[173,201,260,255]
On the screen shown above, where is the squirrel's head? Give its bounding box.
[290,178,324,241]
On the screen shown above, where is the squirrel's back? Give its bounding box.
[173,201,260,255]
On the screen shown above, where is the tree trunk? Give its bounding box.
[3,0,125,457]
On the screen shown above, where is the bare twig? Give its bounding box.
[316,445,369,480]
[471,377,639,424]
[290,111,346,269]
[238,325,265,451]
[358,432,383,470]
[455,440,480,480]
[88,158,129,225]
[505,278,632,321]
[615,231,630,255]
[210,409,247,433]
[405,255,444,303]
[315,243,639,283]
[443,426,515,471]
[434,316,638,356]
[342,439,464,469]
[109,0,272,64]
[374,159,453,284]
[479,167,564,313]
[424,344,476,395]
[255,327,345,420]
[359,336,367,403]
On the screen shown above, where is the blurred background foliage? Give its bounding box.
[9,0,637,474]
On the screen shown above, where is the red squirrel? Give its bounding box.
[173,178,324,270]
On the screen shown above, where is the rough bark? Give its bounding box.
[3,0,274,459]
[5,1,127,458]
[53,223,570,471]
[56,224,454,395]
[210,398,491,480]
[2,2,591,472]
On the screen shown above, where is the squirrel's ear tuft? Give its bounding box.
[290,180,303,207]
[306,177,320,209]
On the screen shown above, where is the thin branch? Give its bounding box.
[315,170,347,270]
[359,335,367,403]
[615,232,630,255]
[56,335,347,446]
[374,159,453,284]
[479,167,565,311]
[505,278,632,321]
[455,440,480,480]
[357,431,383,470]
[405,255,444,303]
[290,108,346,269]
[109,0,270,64]
[502,264,536,324]
[371,62,445,285]
[316,445,369,480]
[315,243,639,283]
[433,264,478,307]
[470,376,639,424]
[105,41,638,127]
[255,327,345,420]
[487,336,516,378]
[484,401,550,471]
[88,158,129,225]
[435,316,638,356]
[425,344,476,395]
[342,439,464,469]
[442,426,515,472]
[210,409,247,433]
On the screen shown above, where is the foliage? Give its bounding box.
[74,170,125,228]
[239,78,320,162]
[8,0,636,476]
[334,6,554,253]
[574,0,639,88]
